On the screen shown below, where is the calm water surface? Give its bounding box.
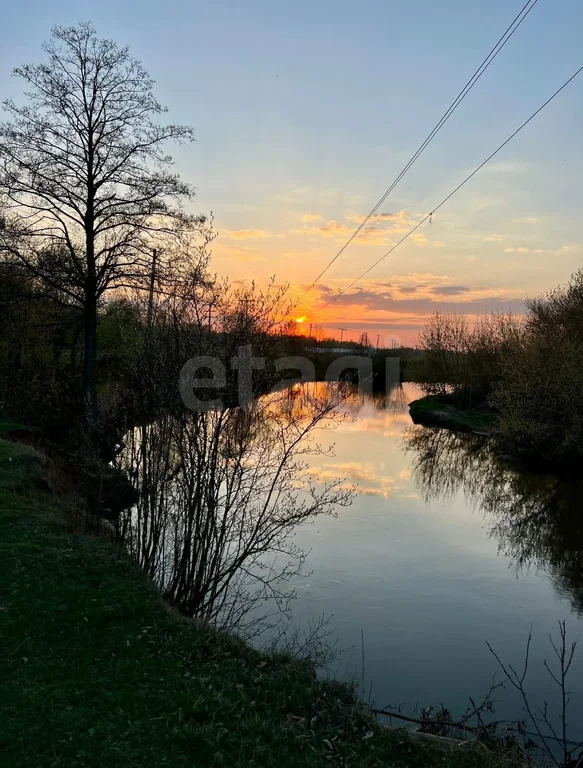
[287,382,583,734]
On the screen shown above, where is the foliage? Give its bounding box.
[418,311,522,407]
[0,262,83,437]
[0,22,205,438]
[492,270,583,466]
[417,272,583,467]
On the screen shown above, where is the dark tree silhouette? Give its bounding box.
[0,23,201,442]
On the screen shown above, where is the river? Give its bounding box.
[284,381,583,742]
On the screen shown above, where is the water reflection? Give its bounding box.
[282,379,409,416]
[116,381,353,633]
[288,381,417,498]
[404,426,583,615]
[283,382,583,738]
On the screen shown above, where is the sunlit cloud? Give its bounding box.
[223,229,275,240]
[344,211,398,224]
[307,278,527,335]
[436,285,474,295]
[477,160,527,175]
[554,244,582,255]
[306,461,402,498]
[292,209,435,247]
[211,242,266,264]
[209,208,581,347]
[410,232,445,247]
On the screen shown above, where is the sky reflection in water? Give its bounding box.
[286,382,583,734]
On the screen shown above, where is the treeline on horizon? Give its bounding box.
[414,268,583,468]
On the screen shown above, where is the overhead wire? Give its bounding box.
[302,0,540,294]
[318,63,583,310]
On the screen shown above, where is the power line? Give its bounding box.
[303,0,540,294]
[318,63,583,310]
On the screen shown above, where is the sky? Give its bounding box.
[1,0,582,344]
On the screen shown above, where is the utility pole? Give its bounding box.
[339,327,346,344]
[145,248,158,411]
[376,334,380,350]
[309,323,312,339]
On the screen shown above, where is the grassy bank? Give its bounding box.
[409,395,497,435]
[0,438,513,767]
[0,417,38,437]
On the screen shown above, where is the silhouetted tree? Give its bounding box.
[493,269,583,465]
[0,23,202,443]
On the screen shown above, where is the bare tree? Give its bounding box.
[488,623,583,767]
[0,23,202,442]
[116,383,353,635]
[418,310,522,405]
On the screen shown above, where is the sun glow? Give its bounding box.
[294,316,307,324]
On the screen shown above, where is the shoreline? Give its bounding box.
[408,395,497,435]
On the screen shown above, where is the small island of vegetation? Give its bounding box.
[409,270,583,471]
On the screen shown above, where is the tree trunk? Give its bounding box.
[82,292,99,445]
[84,127,98,446]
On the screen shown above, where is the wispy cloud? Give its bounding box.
[312,277,526,317]
[436,285,474,295]
[212,243,265,263]
[224,229,275,240]
[478,160,527,175]
[293,209,434,246]
[514,216,540,224]
[300,213,322,223]
[307,461,402,498]
[344,212,397,224]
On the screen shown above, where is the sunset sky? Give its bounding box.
[1,0,582,344]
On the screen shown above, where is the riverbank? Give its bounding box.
[0,436,516,767]
[408,395,497,435]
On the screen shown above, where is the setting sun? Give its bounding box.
[294,316,306,324]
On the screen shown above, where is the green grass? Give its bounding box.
[0,438,513,767]
[0,438,48,489]
[409,396,497,434]
[0,417,34,434]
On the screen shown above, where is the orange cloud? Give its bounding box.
[293,209,426,246]
[410,232,444,247]
[305,277,527,339]
[306,462,402,498]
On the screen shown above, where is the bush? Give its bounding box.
[492,270,583,466]
[418,310,521,407]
